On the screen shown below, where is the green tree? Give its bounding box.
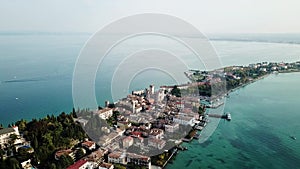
[171,85,181,97]
[8,158,21,169]
[50,163,57,169]
[0,149,5,160]
[9,134,18,146]
[58,155,74,168]
[75,148,85,160]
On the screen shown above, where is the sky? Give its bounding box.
[0,0,300,34]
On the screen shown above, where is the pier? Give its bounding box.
[208,113,231,121]
[162,148,178,168]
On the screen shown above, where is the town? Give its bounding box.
[1,61,299,169]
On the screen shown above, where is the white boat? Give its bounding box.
[226,113,231,121]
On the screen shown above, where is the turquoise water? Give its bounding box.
[1,34,300,127]
[167,73,300,169]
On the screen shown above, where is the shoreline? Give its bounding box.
[164,61,300,168]
[1,61,300,169]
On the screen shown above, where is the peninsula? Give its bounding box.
[1,61,299,169]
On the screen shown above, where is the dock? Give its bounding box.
[208,113,231,121]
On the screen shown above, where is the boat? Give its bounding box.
[177,145,188,151]
[226,113,231,121]
[193,133,201,139]
[290,136,296,140]
[195,125,204,131]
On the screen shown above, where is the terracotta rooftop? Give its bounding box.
[67,159,87,169]
[108,152,122,159]
[55,149,73,158]
[99,162,113,168]
[82,141,95,148]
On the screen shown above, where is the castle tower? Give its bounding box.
[149,85,155,95]
[132,100,136,113]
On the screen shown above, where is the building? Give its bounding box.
[106,142,120,152]
[149,85,155,95]
[0,126,20,146]
[98,132,119,147]
[130,131,142,138]
[164,123,179,133]
[67,159,91,169]
[126,152,151,168]
[117,121,131,129]
[173,115,195,126]
[84,148,107,165]
[122,136,134,148]
[176,101,184,109]
[108,151,126,165]
[55,149,75,160]
[132,90,145,96]
[97,108,113,119]
[82,140,96,151]
[20,159,32,169]
[149,128,164,139]
[156,89,165,103]
[148,138,166,150]
[99,162,114,169]
[75,118,88,127]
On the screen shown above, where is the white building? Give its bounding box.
[165,123,179,133]
[122,136,134,148]
[149,85,155,95]
[126,153,151,168]
[0,126,21,146]
[156,90,165,103]
[82,140,96,151]
[132,90,145,96]
[98,132,119,147]
[108,151,126,165]
[148,138,166,150]
[173,115,195,126]
[97,108,113,119]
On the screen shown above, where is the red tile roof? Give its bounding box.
[82,141,95,148]
[67,159,87,169]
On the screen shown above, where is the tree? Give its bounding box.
[58,155,74,168]
[15,119,27,131]
[72,108,77,118]
[32,135,38,149]
[50,163,57,169]
[171,85,181,97]
[75,148,85,160]
[0,149,5,160]
[8,158,21,169]
[9,134,18,146]
[112,111,120,120]
[108,103,116,108]
[114,164,126,169]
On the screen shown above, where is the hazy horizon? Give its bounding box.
[1,0,300,34]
